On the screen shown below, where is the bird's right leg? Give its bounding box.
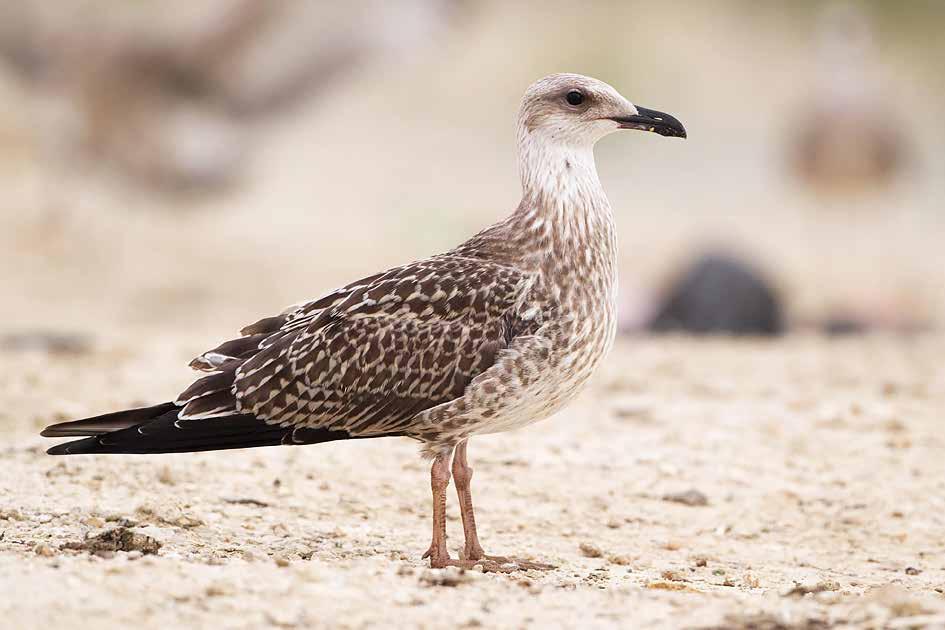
[451,439,555,572]
[421,449,453,568]
[451,439,486,561]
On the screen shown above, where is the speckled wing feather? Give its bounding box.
[176,256,540,439]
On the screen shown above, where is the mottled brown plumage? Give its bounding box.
[42,73,685,569]
[177,256,538,444]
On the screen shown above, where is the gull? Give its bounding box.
[790,2,908,194]
[42,73,685,570]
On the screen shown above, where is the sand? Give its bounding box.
[2,332,943,629]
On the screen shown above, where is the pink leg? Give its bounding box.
[450,440,554,571]
[451,440,486,561]
[421,449,453,568]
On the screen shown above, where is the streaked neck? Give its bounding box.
[452,132,617,279]
[512,133,614,250]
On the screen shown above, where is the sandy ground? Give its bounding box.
[2,332,944,629]
[1,4,944,628]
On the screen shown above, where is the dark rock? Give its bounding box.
[649,253,784,336]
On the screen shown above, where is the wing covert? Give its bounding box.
[177,256,541,436]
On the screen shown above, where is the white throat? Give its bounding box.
[515,129,614,247]
[517,131,604,204]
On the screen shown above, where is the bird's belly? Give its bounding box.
[470,373,586,435]
[410,302,617,447]
[466,323,614,436]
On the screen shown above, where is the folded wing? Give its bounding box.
[178,255,537,436]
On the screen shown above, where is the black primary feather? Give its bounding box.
[42,403,386,455]
[40,402,178,437]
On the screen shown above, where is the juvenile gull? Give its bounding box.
[42,73,685,569]
[790,3,907,194]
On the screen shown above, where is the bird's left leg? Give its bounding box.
[451,439,554,572]
[421,448,454,568]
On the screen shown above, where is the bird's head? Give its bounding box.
[518,73,686,148]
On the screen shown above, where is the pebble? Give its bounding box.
[662,489,709,507]
[419,567,472,587]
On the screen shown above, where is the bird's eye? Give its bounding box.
[565,90,584,106]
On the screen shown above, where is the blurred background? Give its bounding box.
[1,0,943,347]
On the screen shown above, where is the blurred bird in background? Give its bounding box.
[789,1,911,196]
[0,0,467,192]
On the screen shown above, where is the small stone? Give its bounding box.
[784,580,841,597]
[904,566,921,575]
[579,542,603,558]
[172,514,204,529]
[0,508,25,521]
[205,584,229,597]
[611,402,652,422]
[419,567,471,587]
[61,527,162,557]
[33,542,56,557]
[662,489,709,507]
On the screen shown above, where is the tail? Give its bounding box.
[41,402,371,455]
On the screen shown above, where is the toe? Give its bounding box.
[468,555,556,573]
